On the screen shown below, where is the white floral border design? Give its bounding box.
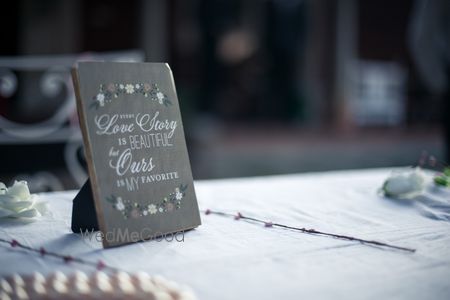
[91,83,172,109]
[106,184,187,220]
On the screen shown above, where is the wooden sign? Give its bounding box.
[72,62,201,248]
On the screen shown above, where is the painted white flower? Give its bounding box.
[175,191,183,200]
[156,92,164,103]
[0,181,47,219]
[158,207,164,213]
[382,168,427,199]
[119,84,124,90]
[96,93,105,106]
[115,197,125,211]
[143,210,148,216]
[125,84,134,94]
[148,204,157,214]
[135,84,140,89]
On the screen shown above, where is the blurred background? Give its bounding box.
[0,0,449,192]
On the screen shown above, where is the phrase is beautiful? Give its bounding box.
[94,111,178,191]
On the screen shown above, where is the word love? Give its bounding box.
[94,112,177,138]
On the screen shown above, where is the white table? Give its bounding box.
[1,168,449,299]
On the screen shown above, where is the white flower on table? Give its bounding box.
[115,197,125,211]
[0,181,47,219]
[125,84,135,94]
[148,204,157,215]
[382,167,427,199]
[96,93,105,106]
[156,92,164,104]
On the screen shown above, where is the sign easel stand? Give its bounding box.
[71,180,99,233]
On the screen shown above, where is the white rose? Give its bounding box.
[96,93,105,106]
[125,84,135,94]
[0,181,47,219]
[115,197,125,211]
[148,204,157,214]
[96,93,105,101]
[382,168,427,199]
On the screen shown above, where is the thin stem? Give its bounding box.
[203,210,416,253]
[0,238,118,272]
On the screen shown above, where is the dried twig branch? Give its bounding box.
[0,238,118,271]
[203,209,416,253]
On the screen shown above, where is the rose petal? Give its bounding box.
[383,168,427,199]
[0,181,42,219]
[0,207,15,218]
[7,181,31,201]
[33,201,48,215]
[0,195,35,212]
[385,177,413,194]
[11,208,38,218]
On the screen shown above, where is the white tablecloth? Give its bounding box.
[1,168,449,299]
